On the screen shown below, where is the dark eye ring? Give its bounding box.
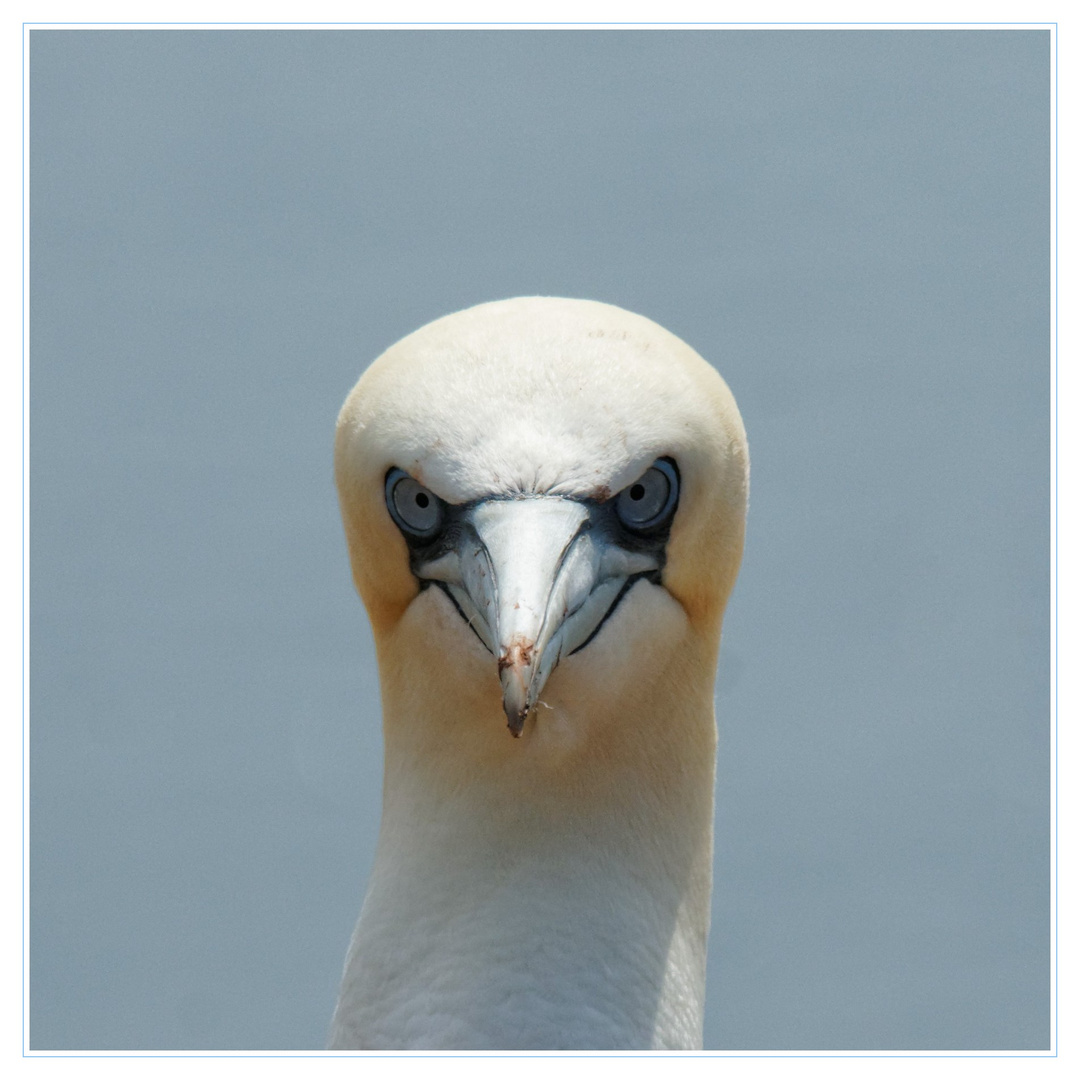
[385,468,444,538]
[614,458,679,532]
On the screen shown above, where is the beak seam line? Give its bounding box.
[567,570,658,657]
[429,580,496,657]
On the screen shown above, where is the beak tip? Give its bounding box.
[505,704,529,738]
[500,638,537,738]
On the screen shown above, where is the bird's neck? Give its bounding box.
[330,685,717,1050]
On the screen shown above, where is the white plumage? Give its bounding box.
[330,297,748,1050]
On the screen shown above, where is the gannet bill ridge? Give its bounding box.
[330,297,748,1050]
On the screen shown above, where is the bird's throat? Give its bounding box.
[329,758,716,1051]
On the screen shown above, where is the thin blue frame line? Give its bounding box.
[19,20,1061,26]
[21,19,27,1062]
[19,21,1058,1059]
[20,1052,1061,1059]
[1052,20,1058,1060]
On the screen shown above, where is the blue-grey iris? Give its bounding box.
[614,459,679,532]
[386,468,444,538]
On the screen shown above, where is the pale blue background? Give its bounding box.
[29,28,1050,1050]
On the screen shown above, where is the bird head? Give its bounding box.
[335,298,747,764]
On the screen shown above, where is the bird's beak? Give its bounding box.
[417,498,659,736]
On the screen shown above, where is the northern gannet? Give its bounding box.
[329,297,748,1050]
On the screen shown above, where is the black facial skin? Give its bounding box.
[385,459,681,657]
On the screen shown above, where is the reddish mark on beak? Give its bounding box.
[499,635,537,737]
[498,636,535,673]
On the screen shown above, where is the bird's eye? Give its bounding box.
[385,469,444,538]
[614,459,679,532]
